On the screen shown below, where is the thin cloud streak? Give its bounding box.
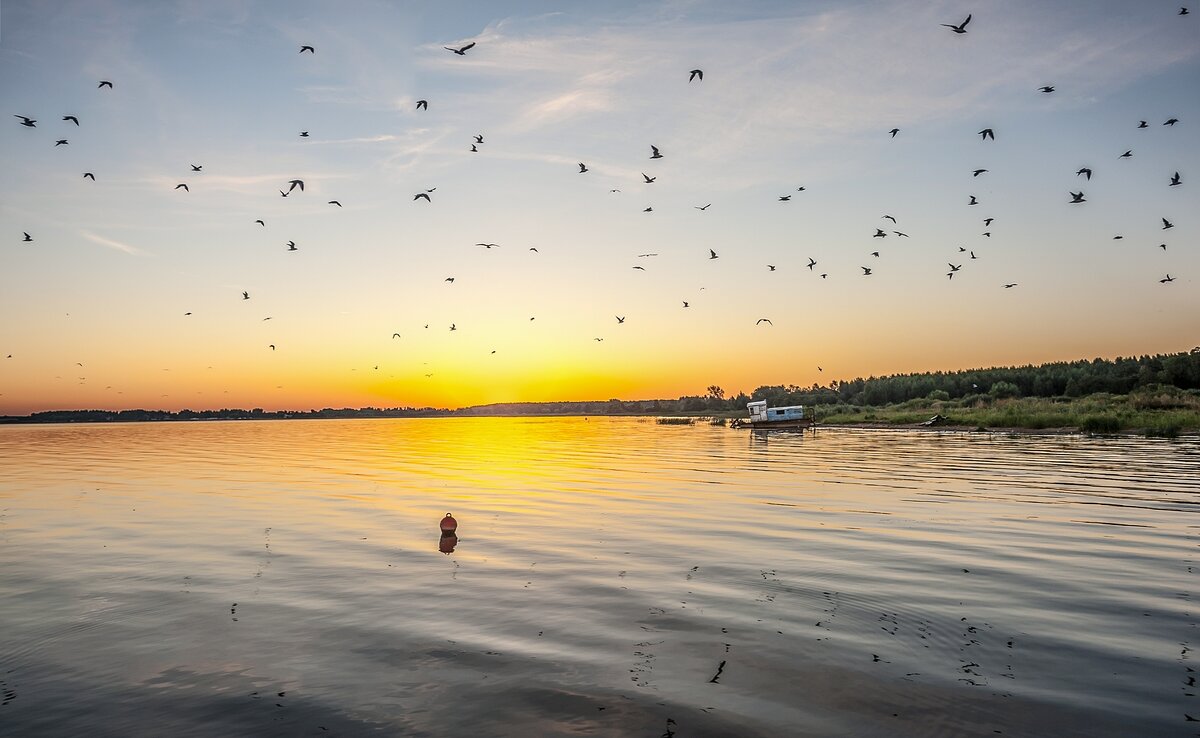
[80,230,150,256]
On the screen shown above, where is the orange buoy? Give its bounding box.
[440,513,458,533]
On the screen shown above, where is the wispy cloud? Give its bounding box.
[80,230,150,256]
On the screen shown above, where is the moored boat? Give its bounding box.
[730,400,815,430]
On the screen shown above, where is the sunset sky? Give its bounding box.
[1,0,1197,414]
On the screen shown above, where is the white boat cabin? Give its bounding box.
[747,400,806,423]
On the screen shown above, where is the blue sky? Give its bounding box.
[1,0,1197,413]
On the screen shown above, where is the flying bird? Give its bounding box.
[287,179,304,192]
[1169,172,1182,186]
[1039,86,1055,93]
[1003,283,1018,288]
[1160,274,1175,283]
[476,243,500,248]
[1119,150,1132,158]
[978,128,994,141]
[643,206,653,212]
[968,195,978,205]
[392,333,401,339]
[632,266,646,270]
[414,192,431,202]
[883,215,897,223]
[874,229,887,237]
[779,195,791,201]
[83,172,95,180]
[474,134,484,144]
[242,291,249,300]
[616,316,625,324]
[709,249,718,259]
[255,219,265,226]
[807,258,817,270]
[1138,120,1149,128]
[269,344,275,350]
[767,265,776,271]
[470,144,477,152]
[756,318,773,325]
[1069,191,1086,203]
[23,232,32,242]
[63,115,79,125]
[279,190,289,197]
[682,301,689,308]
[894,231,909,237]
[175,183,188,191]
[286,241,297,251]
[54,139,68,146]
[190,164,202,172]
[942,14,971,33]
[695,203,711,210]
[973,169,988,177]
[300,45,314,53]
[449,324,456,331]
[444,42,475,55]
[889,128,899,137]
[1181,7,1190,15]
[1164,118,1179,125]
[1162,218,1174,229]
[328,200,341,206]
[14,115,35,127]
[948,263,962,272]
[688,69,703,82]
[416,100,427,110]
[300,131,309,137]
[445,277,455,283]
[870,251,880,257]
[578,162,588,173]
[642,173,656,183]
[650,145,662,159]
[98,80,113,89]
[983,217,994,226]
[861,266,872,275]
[1077,167,1092,180]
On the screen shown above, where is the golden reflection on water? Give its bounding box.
[0,419,1197,737]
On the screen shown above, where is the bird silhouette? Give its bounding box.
[983,217,994,226]
[870,251,880,257]
[23,232,32,242]
[83,172,95,180]
[445,42,475,55]
[392,333,401,339]
[756,318,773,325]
[450,324,456,331]
[894,231,909,237]
[476,243,500,248]
[470,144,477,152]
[1164,118,1179,125]
[970,251,978,259]
[978,128,994,140]
[279,190,289,197]
[1077,167,1092,180]
[968,195,978,205]
[474,134,484,144]
[13,115,35,127]
[767,265,776,271]
[807,258,817,270]
[414,192,431,202]
[1181,7,1190,15]
[1039,85,1055,93]
[255,219,265,226]
[643,206,653,212]
[688,69,703,82]
[861,266,872,275]
[1004,283,1018,288]
[949,263,962,272]
[54,139,68,146]
[63,115,79,125]
[973,169,987,176]
[1138,120,1149,128]
[190,164,202,172]
[874,229,887,237]
[779,195,791,201]
[1169,172,1182,186]
[1069,191,1086,203]
[642,173,656,183]
[1160,274,1175,283]
[242,291,249,300]
[445,277,455,283]
[632,266,645,270]
[287,179,304,192]
[328,200,341,207]
[650,145,662,159]
[889,128,899,137]
[269,344,275,350]
[883,215,897,223]
[175,183,188,191]
[300,131,309,137]
[578,162,588,173]
[416,100,427,110]
[1119,150,1132,158]
[942,14,971,33]
[98,80,113,89]
[709,249,718,259]
[682,301,689,308]
[300,45,314,53]
[286,241,297,251]
[1162,218,1174,229]
[616,316,625,324]
[695,203,711,210]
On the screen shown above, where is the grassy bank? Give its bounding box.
[810,388,1200,437]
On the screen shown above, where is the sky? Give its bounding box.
[1,0,1197,414]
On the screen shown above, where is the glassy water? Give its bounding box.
[1,418,1197,737]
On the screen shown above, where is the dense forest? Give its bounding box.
[4,348,1198,423]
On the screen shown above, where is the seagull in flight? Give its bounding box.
[255,219,265,226]
[445,277,455,283]
[98,80,113,89]
[578,162,588,173]
[709,249,718,259]
[1138,120,1149,128]
[973,169,988,177]
[1004,283,1018,288]
[1165,118,1179,125]
[300,45,315,53]
[948,263,962,272]
[416,100,427,110]
[968,195,978,205]
[682,301,689,308]
[873,229,887,238]
[894,231,909,237]
[328,200,341,206]
[279,190,289,197]
[175,183,188,191]
[1160,274,1175,283]
[476,243,500,249]
[242,291,250,300]
[756,318,773,325]
[1162,218,1174,229]
[889,128,899,137]
[63,115,79,125]
[1039,85,1055,93]
[474,134,484,144]
[688,69,703,82]
[191,164,202,172]
[414,192,431,202]
[1119,150,1132,158]
[883,215,897,223]
[642,173,656,183]
[779,195,791,201]
[1076,167,1092,180]
[23,232,32,242]
[300,131,309,137]
[767,265,776,271]
[1069,191,1086,203]
[287,179,304,192]
[615,316,625,324]
[14,115,36,127]
[978,128,994,141]
[650,145,662,159]
[942,14,971,33]
[1169,172,1182,186]
[392,333,401,339]
[695,203,711,210]
[83,172,95,180]
[55,139,68,146]
[861,266,872,275]
[445,42,475,55]
[286,241,297,251]
[807,258,817,270]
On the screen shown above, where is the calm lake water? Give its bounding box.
[1,418,1198,737]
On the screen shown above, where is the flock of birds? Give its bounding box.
[5,8,1193,390]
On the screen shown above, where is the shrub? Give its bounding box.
[1080,415,1122,434]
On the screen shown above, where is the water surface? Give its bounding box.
[1,418,1197,736]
